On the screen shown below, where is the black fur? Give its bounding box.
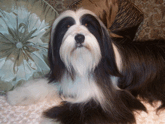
[81,14,121,76]
[45,12,147,124]
[44,95,145,124]
[48,17,75,82]
[113,38,165,111]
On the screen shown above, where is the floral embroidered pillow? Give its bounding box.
[0,0,58,93]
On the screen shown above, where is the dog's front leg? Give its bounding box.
[6,78,59,106]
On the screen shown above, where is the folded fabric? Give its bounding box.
[69,0,144,40]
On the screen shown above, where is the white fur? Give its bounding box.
[40,118,61,124]
[7,78,59,106]
[110,43,122,90]
[112,43,122,72]
[60,73,105,105]
[57,9,104,105]
[60,25,101,76]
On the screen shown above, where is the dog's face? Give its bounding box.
[49,9,120,81]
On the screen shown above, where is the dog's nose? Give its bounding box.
[75,34,85,44]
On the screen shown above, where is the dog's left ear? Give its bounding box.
[98,25,121,77]
[47,31,66,82]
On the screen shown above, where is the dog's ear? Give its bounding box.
[80,13,120,76]
[47,16,76,82]
[98,25,121,77]
[47,30,65,82]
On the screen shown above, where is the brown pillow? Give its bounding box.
[69,0,144,41]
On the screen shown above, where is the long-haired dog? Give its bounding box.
[7,9,165,124]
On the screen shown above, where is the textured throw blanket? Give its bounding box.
[0,95,165,124]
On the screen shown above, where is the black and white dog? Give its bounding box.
[7,9,165,124]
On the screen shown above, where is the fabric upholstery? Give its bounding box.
[69,0,144,40]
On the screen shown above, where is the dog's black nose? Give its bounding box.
[75,34,85,44]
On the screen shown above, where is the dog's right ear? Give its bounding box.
[47,15,76,82]
[47,28,66,83]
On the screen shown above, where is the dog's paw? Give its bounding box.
[40,118,61,124]
[6,87,36,106]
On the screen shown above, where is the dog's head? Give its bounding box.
[48,9,120,81]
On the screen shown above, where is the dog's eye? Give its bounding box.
[84,23,88,27]
[67,25,70,28]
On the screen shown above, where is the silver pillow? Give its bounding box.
[0,0,58,93]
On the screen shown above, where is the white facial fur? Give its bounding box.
[59,24,101,76]
[50,9,106,77]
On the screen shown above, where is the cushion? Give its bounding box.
[0,0,58,94]
[69,0,144,40]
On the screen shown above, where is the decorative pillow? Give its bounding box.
[69,0,144,40]
[0,0,58,94]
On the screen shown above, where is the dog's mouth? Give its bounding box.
[71,43,91,54]
[71,44,84,53]
[76,43,83,48]
[75,43,91,50]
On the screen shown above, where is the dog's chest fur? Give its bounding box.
[59,73,104,104]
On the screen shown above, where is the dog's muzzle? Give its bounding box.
[75,34,85,48]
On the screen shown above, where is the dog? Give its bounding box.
[6,8,165,124]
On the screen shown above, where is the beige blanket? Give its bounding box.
[0,95,165,124]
